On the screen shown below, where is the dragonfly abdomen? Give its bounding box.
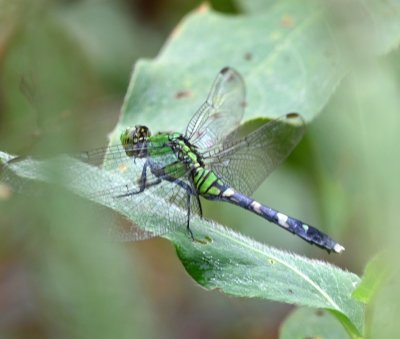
[218,187,344,253]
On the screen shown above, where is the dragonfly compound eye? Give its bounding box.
[134,125,151,139]
[120,126,150,158]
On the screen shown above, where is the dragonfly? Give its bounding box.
[79,67,344,253]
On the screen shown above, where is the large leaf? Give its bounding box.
[117,0,400,139]
[118,2,348,135]
[0,152,364,336]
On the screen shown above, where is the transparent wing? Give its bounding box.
[2,144,202,241]
[202,113,305,196]
[86,174,201,241]
[185,67,246,149]
[77,144,138,168]
[72,145,202,240]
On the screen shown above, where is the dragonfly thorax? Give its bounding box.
[120,125,151,158]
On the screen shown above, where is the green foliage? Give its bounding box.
[2,0,400,338]
[121,1,348,130]
[173,230,363,335]
[352,253,390,304]
[280,308,349,339]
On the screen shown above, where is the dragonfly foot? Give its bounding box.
[186,226,195,241]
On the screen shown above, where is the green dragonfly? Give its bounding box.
[81,67,344,253]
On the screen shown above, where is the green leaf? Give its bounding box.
[172,228,363,336]
[0,152,364,336]
[368,270,400,338]
[352,253,390,304]
[120,2,400,134]
[118,0,400,137]
[119,3,348,131]
[236,0,400,55]
[280,307,351,339]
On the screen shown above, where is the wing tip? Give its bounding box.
[285,112,305,127]
[286,112,300,119]
[221,66,231,74]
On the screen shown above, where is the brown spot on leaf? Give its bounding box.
[212,112,223,119]
[175,90,192,99]
[281,15,294,28]
[244,52,253,61]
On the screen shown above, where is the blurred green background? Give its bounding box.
[1,0,400,338]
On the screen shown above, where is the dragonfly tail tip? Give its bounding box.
[333,243,345,253]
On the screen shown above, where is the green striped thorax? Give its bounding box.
[120,125,206,182]
[120,125,201,165]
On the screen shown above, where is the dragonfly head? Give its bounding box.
[120,125,151,158]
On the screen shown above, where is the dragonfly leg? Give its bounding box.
[135,160,150,193]
[196,194,203,218]
[163,175,200,239]
[186,194,195,240]
[162,175,193,193]
[116,161,161,198]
